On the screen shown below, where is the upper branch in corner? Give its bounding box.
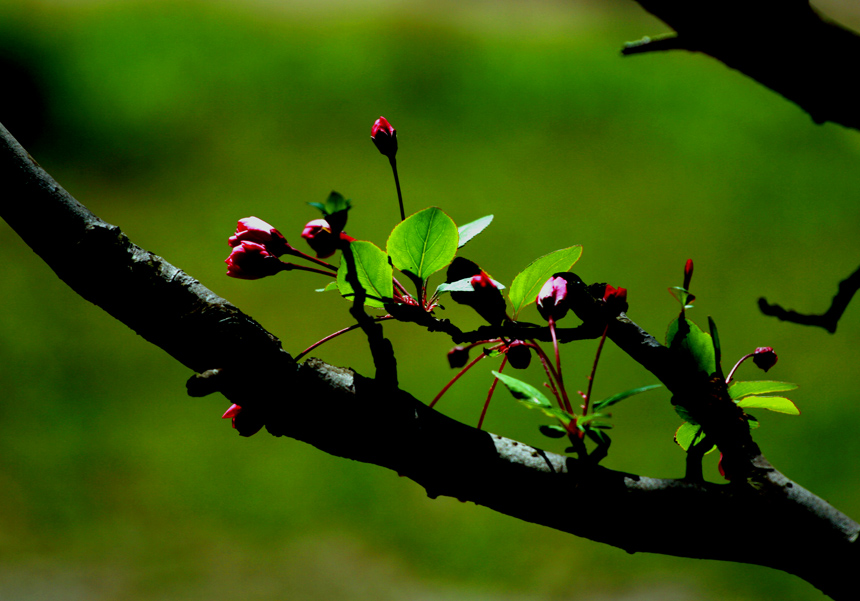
[628,0,860,130]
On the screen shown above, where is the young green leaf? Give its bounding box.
[508,246,583,318]
[316,281,339,293]
[736,396,800,415]
[336,241,393,308]
[674,422,716,454]
[666,317,716,375]
[309,191,351,216]
[457,215,494,248]
[728,380,798,400]
[435,276,505,296]
[492,371,552,408]
[592,384,662,412]
[387,207,459,281]
[539,424,568,438]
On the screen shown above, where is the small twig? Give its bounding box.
[759,264,860,333]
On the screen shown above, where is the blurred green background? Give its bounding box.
[2,1,859,599]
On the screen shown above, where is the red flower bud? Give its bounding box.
[225,241,284,280]
[752,347,778,372]
[301,219,339,258]
[222,404,242,429]
[447,346,470,369]
[470,272,496,289]
[229,216,290,256]
[536,276,569,322]
[371,116,398,159]
[683,259,694,291]
[506,340,532,370]
[603,284,627,302]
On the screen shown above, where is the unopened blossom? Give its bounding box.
[506,340,532,370]
[225,241,283,280]
[301,219,338,258]
[536,276,569,322]
[222,404,242,429]
[752,347,778,372]
[371,116,398,159]
[603,284,628,302]
[447,346,470,369]
[228,217,290,256]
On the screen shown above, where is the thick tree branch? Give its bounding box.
[626,1,860,131]
[2,122,858,598]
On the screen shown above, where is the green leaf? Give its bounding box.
[674,422,716,454]
[666,317,716,375]
[736,396,800,415]
[457,215,494,248]
[387,207,459,281]
[435,276,505,296]
[315,281,339,293]
[592,384,662,412]
[728,380,799,400]
[508,246,583,318]
[539,424,568,438]
[492,371,552,408]
[668,286,695,309]
[336,241,393,308]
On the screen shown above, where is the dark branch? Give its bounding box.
[2,121,859,599]
[627,1,860,130]
[759,264,860,333]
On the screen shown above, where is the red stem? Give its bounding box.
[477,355,507,430]
[725,353,754,384]
[295,316,394,361]
[429,352,488,409]
[583,324,610,416]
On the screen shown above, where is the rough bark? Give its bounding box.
[2,122,859,598]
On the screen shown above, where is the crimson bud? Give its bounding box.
[447,346,470,369]
[752,347,778,372]
[229,217,290,256]
[225,241,284,280]
[506,340,532,370]
[536,276,569,322]
[371,116,398,159]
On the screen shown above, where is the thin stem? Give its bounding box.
[527,341,567,413]
[477,355,507,430]
[280,262,338,277]
[295,316,395,362]
[283,247,338,271]
[429,353,487,409]
[549,317,573,414]
[583,324,610,416]
[389,156,405,221]
[725,353,754,384]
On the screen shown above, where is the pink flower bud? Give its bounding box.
[371,116,398,159]
[228,217,290,256]
[301,219,339,258]
[506,340,532,370]
[470,272,496,289]
[225,241,284,280]
[447,346,470,369]
[603,284,627,302]
[536,276,569,321]
[752,347,778,372]
[222,404,242,429]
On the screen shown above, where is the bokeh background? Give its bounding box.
[2,1,859,599]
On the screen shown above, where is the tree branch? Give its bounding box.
[2,122,858,598]
[626,0,860,130]
[758,264,860,333]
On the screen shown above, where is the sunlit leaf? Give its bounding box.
[728,380,798,400]
[592,384,662,411]
[336,241,393,308]
[315,281,339,293]
[457,215,494,248]
[736,396,800,415]
[674,422,716,454]
[387,207,459,281]
[508,246,583,318]
[666,317,716,375]
[492,371,551,408]
[435,276,505,296]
